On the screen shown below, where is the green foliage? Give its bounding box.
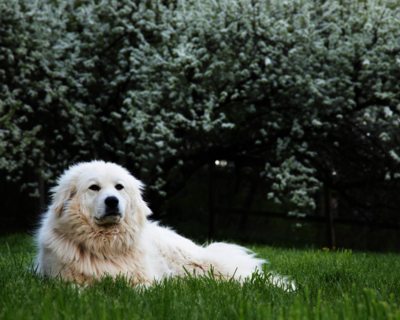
[1,0,400,214]
[1,234,400,319]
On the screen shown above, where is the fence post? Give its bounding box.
[324,186,335,248]
[208,160,217,239]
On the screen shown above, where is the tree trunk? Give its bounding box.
[237,180,259,234]
[324,186,335,248]
[208,161,217,239]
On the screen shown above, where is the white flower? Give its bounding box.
[383,106,393,118]
[379,132,390,141]
[312,119,322,128]
[389,150,400,162]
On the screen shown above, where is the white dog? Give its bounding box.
[36,161,287,287]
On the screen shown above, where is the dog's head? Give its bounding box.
[50,161,151,229]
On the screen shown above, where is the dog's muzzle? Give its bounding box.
[95,196,122,224]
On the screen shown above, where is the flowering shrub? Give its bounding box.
[1,0,400,214]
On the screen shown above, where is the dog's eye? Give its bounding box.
[115,184,124,190]
[89,185,100,191]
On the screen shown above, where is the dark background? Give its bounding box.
[2,162,398,252]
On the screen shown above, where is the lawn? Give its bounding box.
[1,233,400,319]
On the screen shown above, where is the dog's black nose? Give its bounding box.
[105,196,119,208]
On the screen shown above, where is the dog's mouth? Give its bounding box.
[95,212,122,225]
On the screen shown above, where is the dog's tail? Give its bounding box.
[204,242,265,280]
[268,273,296,291]
[204,242,295,290]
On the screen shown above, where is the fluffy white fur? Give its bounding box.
[36,161,288,287]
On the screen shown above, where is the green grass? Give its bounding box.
[1,233,400,319]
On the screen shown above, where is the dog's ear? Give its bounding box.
[51,183,76,217]
[127,177,152,218]
[133,192,152,218]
